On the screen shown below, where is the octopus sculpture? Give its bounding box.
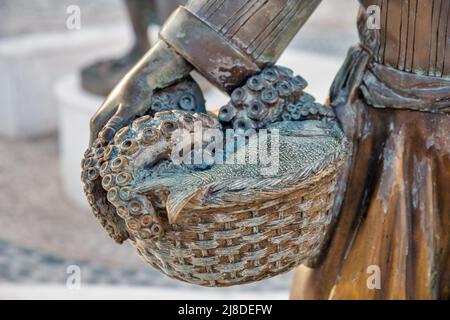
[82,66,348,286]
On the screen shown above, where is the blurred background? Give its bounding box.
[0,0,359,299]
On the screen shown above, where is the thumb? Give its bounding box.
[98,100,147,142]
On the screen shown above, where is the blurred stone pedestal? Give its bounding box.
[56,73,102,209]
[0,25,131,138]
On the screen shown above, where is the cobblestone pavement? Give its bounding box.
[0,239,294,292]
[0,135,141,268]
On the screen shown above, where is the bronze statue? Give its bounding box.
[83,0,449,299]
[81,0,182,96]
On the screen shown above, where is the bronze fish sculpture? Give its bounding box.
[135,119,346,224]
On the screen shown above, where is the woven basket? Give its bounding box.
[82,109,348,287]
[137,159,343,286]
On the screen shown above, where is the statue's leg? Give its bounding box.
[81,0,154,96]
[126,0,183,49]
[125,0,153,52]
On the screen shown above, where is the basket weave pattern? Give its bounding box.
[133,158,343,286]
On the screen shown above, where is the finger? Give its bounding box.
[89,100,120,146]
[98,101,146,142]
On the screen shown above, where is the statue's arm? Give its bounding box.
[89,0,322,145]
[163,0,322,92]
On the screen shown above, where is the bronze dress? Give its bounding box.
[291,0,450,300]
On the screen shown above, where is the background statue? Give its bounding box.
[81,0,182,96]
[85,0,450,299]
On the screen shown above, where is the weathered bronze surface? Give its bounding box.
[291,0,450,300]
[81,0,182,96]
[83,0,449,299]
[160,0,321,93]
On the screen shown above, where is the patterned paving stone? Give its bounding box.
[0,240,294,292]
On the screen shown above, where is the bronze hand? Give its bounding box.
[89,40,193,146]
